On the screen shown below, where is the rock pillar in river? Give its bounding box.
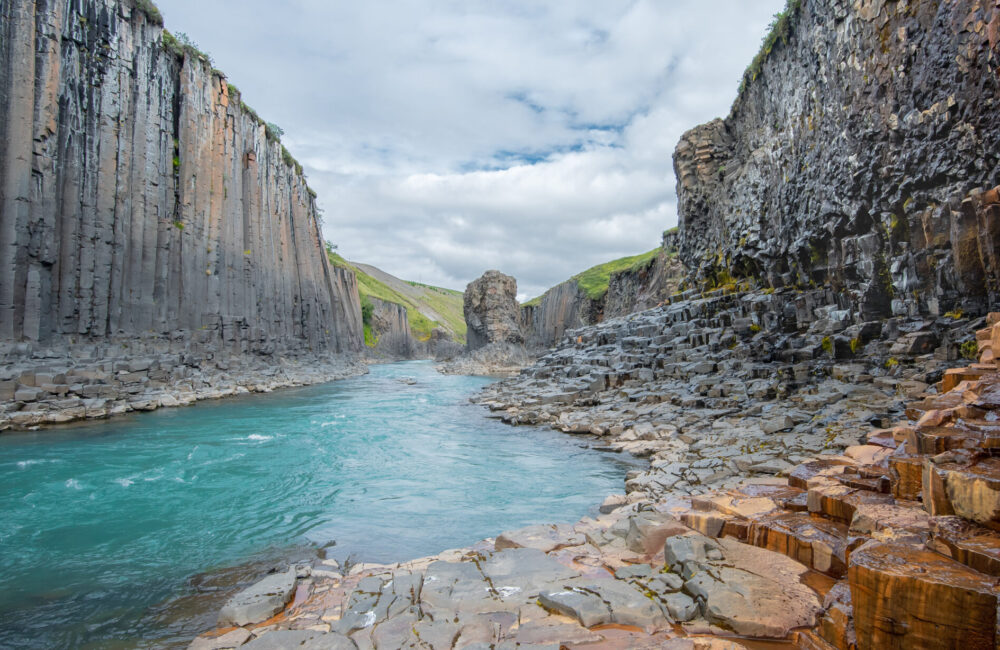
[463,270,524,351]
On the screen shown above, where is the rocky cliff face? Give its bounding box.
[0,0,361,355]
[464,270,523,350]
[523,249,684,350]
[675,0,1000,320]
[522,280,597,350]
[368,297,414,359]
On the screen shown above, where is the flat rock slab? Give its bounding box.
[218,569,296,627]
[682,538,821,638]
[495,523,584,552]
[241,630,357,649]
[187,628,252,650]
[540,576,667,629]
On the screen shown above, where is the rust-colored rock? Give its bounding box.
[747,512,848,578]
[888,454,923,501]
[848,540,999,649]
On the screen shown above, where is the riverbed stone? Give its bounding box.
[241,630,357,650]
[217,568,297,627]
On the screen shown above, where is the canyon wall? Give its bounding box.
[675,0,1000,320]
[0,0,361,356]
[368,297,415,359]
[523,248,684,350]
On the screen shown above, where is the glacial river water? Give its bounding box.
[0,361,639,648]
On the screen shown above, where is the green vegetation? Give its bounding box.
[738,0,803,96]
[266,123,285,141]
[821,336,833,355]
[850,337,863,354]
[944,309,964,320]
[162,30,213,66]
[134,0,163,25]
[328,252,466,343]
[360,295,377,348]
[525,248,662,305]
[960,340,980,360]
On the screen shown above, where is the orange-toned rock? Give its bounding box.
[921,454,1000,529]
[942,456,1000,530]
[905,424,982,454]
[922,457,956,517]
[808,484,893,524]
[928,516,1000,577]
[888,454,923,501]
[789,460,852,490]
[747,512,849,577]
[810,580,856,650]
[848,540,999,649]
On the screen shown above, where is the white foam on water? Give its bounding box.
[186,445,199,460]
[247,434,273,441]
[65,479,81,490]
[114,478,134,488]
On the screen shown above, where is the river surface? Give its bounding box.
[0,361,639,648]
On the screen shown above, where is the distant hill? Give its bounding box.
[522,248,662,306]
[328,253,466,344]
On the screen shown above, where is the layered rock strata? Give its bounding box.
[675,0,1000,318]
[0,0,363,426]
[190,309,1000,650]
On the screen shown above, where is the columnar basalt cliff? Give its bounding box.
[367,297,415,359]
[675,0,1000,319]
[0,0,364,429]
[523,247,685,350]
[0,0,362,355]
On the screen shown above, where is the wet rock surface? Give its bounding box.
[193,308,1000,649]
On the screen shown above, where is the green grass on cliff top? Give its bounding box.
[522,248,662,307]
[329,253,466,343]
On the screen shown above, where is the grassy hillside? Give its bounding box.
[523,248,661,306]
[328,253,466,343]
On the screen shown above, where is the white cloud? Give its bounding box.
[155,0,784,298]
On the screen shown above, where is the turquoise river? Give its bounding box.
[0,361,640,648]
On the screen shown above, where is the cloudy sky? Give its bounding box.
[156,1,784,299]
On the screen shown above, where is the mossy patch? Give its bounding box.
[328,252,465,343]
[525,248,663,305]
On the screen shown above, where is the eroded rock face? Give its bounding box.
[675,0,1000,317]
[464,271,523,351]
[0,0,361,354]
[367,297,415,359]
[522,248,685,350]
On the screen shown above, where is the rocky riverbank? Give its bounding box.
[0,341,366,431]
[187,291,999,649]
